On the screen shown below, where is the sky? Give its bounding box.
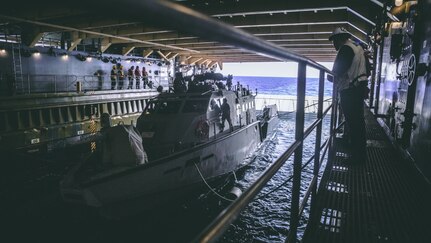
[219,62,333,78]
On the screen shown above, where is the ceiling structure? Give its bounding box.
[0,0,385,66]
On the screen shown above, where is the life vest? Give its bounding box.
[336,40,368,91]
[134,68,141,77]
[117,70,124,80]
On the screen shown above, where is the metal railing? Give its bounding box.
[11,74,158,94]
[255,96,333,113]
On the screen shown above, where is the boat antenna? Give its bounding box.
[201,90,212,96]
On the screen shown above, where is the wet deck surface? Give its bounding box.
[303,108,431,243]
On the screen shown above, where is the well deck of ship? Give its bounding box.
[302,108,431,243]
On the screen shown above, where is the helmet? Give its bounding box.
[328,27,351,41]
[112,65,116,69]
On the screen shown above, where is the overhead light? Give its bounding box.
[395,0,403,6]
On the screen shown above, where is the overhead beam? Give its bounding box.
[166,53,179,60]
[100,38,112,53]
[189,57,203,65]
[106,21,366,46]
[217,61,223,70]
[122,46,135,56]
[0,14,199,53]
[68,31,82,51]
[156,50,169,61]
[28,32,44,48]
[180,0,378,25]
[179,55,192,64]
[142,49,153,58]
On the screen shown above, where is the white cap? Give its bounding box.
[328,27,352,41]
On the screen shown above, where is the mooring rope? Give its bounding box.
[194,162,234,202]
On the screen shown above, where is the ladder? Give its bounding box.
[11,44,24,94]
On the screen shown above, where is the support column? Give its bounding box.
[110,102,117,116]
[48,108,56,125]
[137,99,143,112]
[127,101,132,114]
[116,102,122,115]
[310,70,325,212]
[287,61,306,243]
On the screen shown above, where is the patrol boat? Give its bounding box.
[60,80,278,217]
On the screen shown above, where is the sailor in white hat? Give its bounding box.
[329,27,368,165]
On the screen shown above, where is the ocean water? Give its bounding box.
[233,76,333,97]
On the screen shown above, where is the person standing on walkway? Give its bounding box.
[110,65,117,90]
[221,98,233,132]
[135,66,141,89]
[117,64,125,89]
[328,27,368,164]
[142,67,148,89]
[127,66,135,89]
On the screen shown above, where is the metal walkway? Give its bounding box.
[302,108,431,243]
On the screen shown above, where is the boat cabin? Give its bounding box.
[137,86,256,160]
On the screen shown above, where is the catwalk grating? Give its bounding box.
[302,108,431,243]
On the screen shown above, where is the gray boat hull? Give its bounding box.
[61,122,261,217]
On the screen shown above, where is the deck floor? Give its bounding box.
[302,108,431,243]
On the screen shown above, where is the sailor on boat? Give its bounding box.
[221,98,233,132]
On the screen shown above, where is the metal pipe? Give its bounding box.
[286,61,307,243]
[369,42,378,108]
[299,133,331,217]
[311,70,325,211]
[374,37,385,114]
[328,78,338,157]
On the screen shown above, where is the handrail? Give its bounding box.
[10,74,157,94]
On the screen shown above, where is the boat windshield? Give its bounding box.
[146,100,182,114]
[182,99,209,113]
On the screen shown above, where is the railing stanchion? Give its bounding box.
[310,70,325,211]
[328,75,337,159]
[369,43,378,108]
[374,37,384,114]
[286,61,307,243]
